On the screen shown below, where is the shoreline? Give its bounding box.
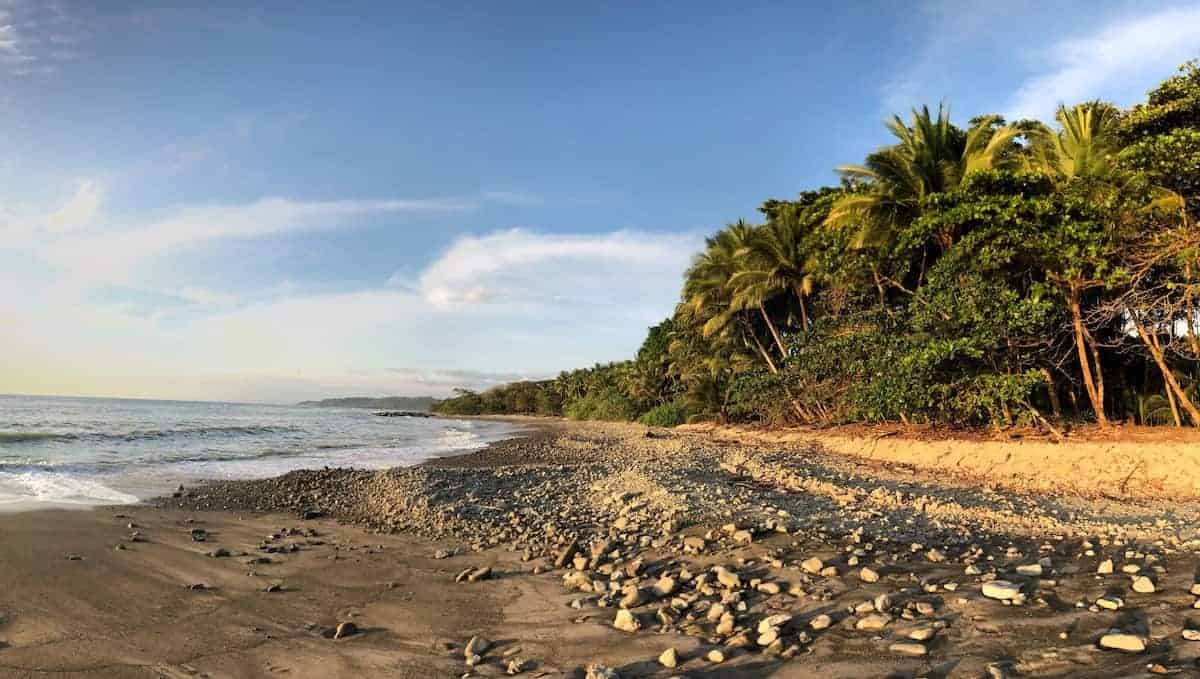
[1,420,1199,677]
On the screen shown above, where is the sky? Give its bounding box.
[2,0,1199,403]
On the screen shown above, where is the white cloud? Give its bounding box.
[419,228,701,309]
[1004,5,1200,122]
[2,226,701,401]
[46,179,102,232]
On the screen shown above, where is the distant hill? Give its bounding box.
[297,396,435,410]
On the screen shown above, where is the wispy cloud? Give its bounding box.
[1004,5,1200,122]
[0,0,82,76]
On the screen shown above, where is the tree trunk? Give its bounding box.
[794,285,810,331]
[760,307,788,360]
[1129,308,1200,426]
[1069,285,1109,427]
[749,330,779,374]
[1040,368,1063,420]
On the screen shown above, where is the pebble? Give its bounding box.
[613,609,641,633]
[1098,633,1146,653]
[856,613,891,631]
[333,622,357,639]
[1131,576,1155,593]
[705,649,725,663]
[889,642,927,656]
[859,567,880,583]
[982,580,1021,601]
[1097,559,1114,574]
[658,647,678,668]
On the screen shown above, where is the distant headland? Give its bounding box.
[296,396,435,410]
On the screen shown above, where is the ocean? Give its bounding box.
[0,394,516,511]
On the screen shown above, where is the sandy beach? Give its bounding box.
[2,420,1200,678]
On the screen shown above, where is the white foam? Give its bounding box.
[0,471,140,507]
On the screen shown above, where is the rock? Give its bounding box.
[652,576,676,598]
[618,586,644,609]
[208,547,231,558]
[554,541,580,568]
[1097,559,1114,574]
[1096,596,1124,610]
[466,566,492,583]
[1098,633,1146,653]
[1131,575,1156,593]
[682,536,706,551]
[465,635,491,657]
[757,628,779,646]
[809,614,833,631]
[756,582,781,595]
[705,649,725,663]
[658,647,678,668]
[506,658,531,674]
[732,530,753,544]
[1182,629,1200,641]
[889,642,928,656]
[613,609,641,633]
[433,548,453,559]
[982,580,1022,601]
[333,622,357,639]
[855,613,891,631]
[757,614,792,634]
[801,557,824,574]
[859,567,880,583]
[585,664,620,679]
[1016,563,1043,576]
[713,567,741,589]
[1189,582,1200,596]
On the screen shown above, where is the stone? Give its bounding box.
[705,649,725,663]
[757,614,792,634]
[859,567,880,583]
[732,530,753,543]
[1131,576,1156,593]
[889,642,928,656]
[809,614,833,631]
[465,635,491,657]
[585,664,620,679]
[714,567,741,589]
[467,566,492,583]
[982,580,1021,601]
[652,576,677,598]
[658,647,678,668]
[1098,633,1146,653]
[506,658,531,674]
[1097,596,1124,610]
[613,609,641,633]
[757,628,779,647]
[801,557,824,574]
[757,582,781,595]
[333,623,355,643]
[1097,559,1114,574]
[1182,629,1200,641]
[1015,563,1043,576]
[554,541,580,568]
[855,613,891,631]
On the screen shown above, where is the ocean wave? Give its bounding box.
[0,470,139,506]
[0,424,301,445]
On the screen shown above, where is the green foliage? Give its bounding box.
[434,62,1200,430]
[637,400,690,427]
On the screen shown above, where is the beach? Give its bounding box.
[2,419,1200,678]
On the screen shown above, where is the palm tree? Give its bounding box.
[731,200,825,331]
[681,221,789,369]
[1028,102,1122,184]
[827,105,1024,252]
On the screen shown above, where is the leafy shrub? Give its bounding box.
[638,401,690,427]
[563,388,637,421]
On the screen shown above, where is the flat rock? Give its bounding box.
[1099,633,1146,653]
[982,580,1021,601]
[889,642,927,656]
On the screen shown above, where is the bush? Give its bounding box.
[638,401,689,427]
[563,388,637,421]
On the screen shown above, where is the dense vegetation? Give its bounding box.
[433,63,1200,431]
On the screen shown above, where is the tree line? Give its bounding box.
[434,62,1200,431]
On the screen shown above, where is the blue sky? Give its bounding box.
[2,0,1199,402]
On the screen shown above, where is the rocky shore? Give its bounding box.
[143,419,1200,678]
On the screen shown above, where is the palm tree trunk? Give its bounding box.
[1129,308,1200,426]
[760,307,788,360]
[1069,286,1108,427]
[794,284,810,330]
[749,330,779,374]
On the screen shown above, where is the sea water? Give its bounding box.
[0,394,515,510]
